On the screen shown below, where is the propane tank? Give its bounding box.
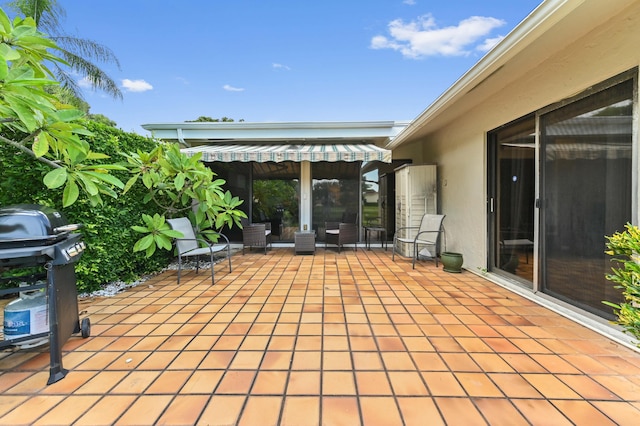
[3,285,49,348]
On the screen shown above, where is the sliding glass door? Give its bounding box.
[540,79,632,317]
[488,116,536,285]
[488,74,634,318]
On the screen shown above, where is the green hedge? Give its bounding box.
[0,121,173,293]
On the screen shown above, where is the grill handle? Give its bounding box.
[53,224,83,233]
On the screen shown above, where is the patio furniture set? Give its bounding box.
[167,212,448,286]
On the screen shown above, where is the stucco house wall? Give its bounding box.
[396,0,640,273]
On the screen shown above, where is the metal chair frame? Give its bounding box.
[167,218,231,284]
[392,214,445,269]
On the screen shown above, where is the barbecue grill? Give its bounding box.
[0,204,90,384]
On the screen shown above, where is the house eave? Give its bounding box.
[387,0,637,149]
[142,120,410,148]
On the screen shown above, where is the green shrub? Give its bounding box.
[0,121,172,293]
[604,223,640,348]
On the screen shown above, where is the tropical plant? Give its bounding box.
[123,143,246,257]
[604,223,640,347]
[0,8,125,207]
[6,0,122,100]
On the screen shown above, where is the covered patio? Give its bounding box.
[1,248,639,425]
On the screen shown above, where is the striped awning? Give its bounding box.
[181,143,392,163]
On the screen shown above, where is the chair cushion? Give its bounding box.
[183,246,227,257]
[326,229,340,235]
[396,237,414,243]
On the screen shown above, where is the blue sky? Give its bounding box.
[52,0,542,135]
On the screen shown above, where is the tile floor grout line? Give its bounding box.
[355,250,412,425]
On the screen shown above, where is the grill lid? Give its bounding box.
[0,204,77,248]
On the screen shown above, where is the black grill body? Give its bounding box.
[0,204,89,385]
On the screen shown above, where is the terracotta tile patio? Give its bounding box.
[1,248,640,425]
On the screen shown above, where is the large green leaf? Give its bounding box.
[81,170,125,189]
[174,172,185,191]
[43,167,67,188]
[133,234,154,252]
[0,8,12,33]
[77,172,100,196]
[62,178,79,207]
[153,234,172,251]
[56,108,86,122]
[123,175,140,194]
[32,131,50,157]
[0,56,8,79]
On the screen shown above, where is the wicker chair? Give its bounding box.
[166,217,231,284]
[241,219,272,254]
[325,212,358,253]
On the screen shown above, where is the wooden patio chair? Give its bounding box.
[166,217,231,284]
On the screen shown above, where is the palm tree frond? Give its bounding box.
[8,0,122,101]
[58,51,123,100]
[8,0,65,35]
[53,36,121,68]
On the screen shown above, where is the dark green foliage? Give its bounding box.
[0,121,172,293]
[185,116,244,122]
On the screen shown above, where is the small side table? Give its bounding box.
[365,227,387,250]
[295,231,316,254]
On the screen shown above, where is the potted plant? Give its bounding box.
[604,223,640,348]
[441,252,463,273]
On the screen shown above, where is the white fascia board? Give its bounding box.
[142,121,410,143]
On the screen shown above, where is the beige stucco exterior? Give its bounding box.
[390,0,640,273]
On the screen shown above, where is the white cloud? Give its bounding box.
[273,63,291,71]
[223,84,245,92]
[477,35,504,52]
[403,0,416,5]
[78,76,92,88]
[371,14,505,59]
[121,79,153,92]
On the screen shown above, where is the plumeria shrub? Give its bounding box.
[124,143,246,257]
[604,223,640,347]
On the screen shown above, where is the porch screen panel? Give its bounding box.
[540,79,632,317]
[312,162,360,241]
[252,162,300,242]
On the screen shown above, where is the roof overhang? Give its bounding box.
[142,121,410,148]
[387,0,638,149]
